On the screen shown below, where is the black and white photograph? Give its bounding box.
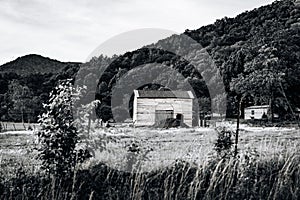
[0,0,299,199]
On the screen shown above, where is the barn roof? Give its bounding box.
[134,90,194,99]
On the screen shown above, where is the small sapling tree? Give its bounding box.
[38,79,90,177]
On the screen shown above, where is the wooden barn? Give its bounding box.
[244,105,269,120]
[133,90,194,127]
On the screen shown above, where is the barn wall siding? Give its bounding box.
[134,98,193,127]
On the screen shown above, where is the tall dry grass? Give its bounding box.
[0,151,299,200]
[1,127,299,199]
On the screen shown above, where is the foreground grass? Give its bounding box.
[0,126,299,199]
[0,153,299,200]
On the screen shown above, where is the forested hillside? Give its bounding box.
[184,0,300,118]
[1,0,299,123]
[77,0,299,120]
[0,55,80,122]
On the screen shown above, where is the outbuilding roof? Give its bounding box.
[134,90,194,99]
[245,105,269,109]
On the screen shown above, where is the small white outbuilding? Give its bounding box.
[133,90,194,127]
[244,105,269,120]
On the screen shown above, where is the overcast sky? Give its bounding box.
[0,0,274,65]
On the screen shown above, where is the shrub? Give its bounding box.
[38,79,90,177]
[214,127,234,158]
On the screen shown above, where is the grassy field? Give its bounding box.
[1,125,299,174]
[0,125,299,199]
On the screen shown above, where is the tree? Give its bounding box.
[231,45,284,120]
[97,104,113,122]
[212,93,227,118]
[38,79,90,177]
[230,45,284,155]
[8,80,33,123]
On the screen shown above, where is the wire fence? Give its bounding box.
[0,122,40,132]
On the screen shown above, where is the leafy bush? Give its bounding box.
[38,79,90,177]
[214,127,234,158]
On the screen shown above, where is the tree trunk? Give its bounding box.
[268,95,273,123]
[87,117,91,136]
[21,107,24,124]
[235,98,242,156]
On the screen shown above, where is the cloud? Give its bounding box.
[0,0,275,65]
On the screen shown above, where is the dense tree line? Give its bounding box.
[0,56,80,122]
[185,0,300,118]
[77,0,299,121]
[75,48,211,123]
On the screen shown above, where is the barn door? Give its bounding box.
[155,110,173,123]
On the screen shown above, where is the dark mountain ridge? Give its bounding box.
[0,54,81,75]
